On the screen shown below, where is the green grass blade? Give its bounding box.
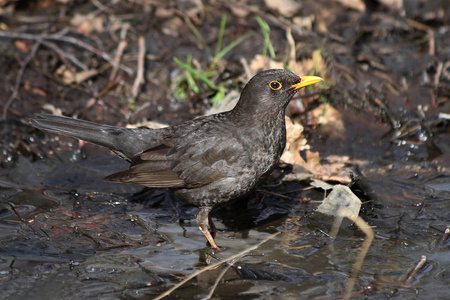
[211,85,225,106]
[215,13,227,59]
[174,57,218,90]
[256,16,276,58]
[215,33,250,61]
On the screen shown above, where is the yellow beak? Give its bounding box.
[290,76,323,90]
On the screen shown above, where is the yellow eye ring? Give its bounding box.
[269,81,282,91]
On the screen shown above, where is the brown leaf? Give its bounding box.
[14,40,30,53]
[265,0,301,17]
[74,69,99,84]
[334,0,366,12]
[71,13,104,34]
[281,116,307,166]
[161,16,183,36]
[248,55,284,76]
[32,87,47,97]
[309,103,346,140]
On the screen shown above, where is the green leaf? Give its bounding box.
[215,13,227,59]
[215,33,250,61]
[211,85,225,106]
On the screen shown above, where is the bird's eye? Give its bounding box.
[269,81,282,91]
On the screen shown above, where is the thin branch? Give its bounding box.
[436,227,450,250]
[153,232,280,300]
[131,35,146,99]
[404,255,428,286]
[41,40,88,70]
[0,30,134,75]
[2,41,41,120]
[110,24,129,81]
[204,262,234,299]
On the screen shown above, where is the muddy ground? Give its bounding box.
[0,0,449,299]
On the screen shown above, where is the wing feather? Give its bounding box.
[104,117,248,189]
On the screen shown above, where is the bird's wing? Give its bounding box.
[104,124,247,188]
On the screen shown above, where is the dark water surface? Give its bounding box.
[0,153,448,299]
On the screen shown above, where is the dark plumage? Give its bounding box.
[31,69,322,249]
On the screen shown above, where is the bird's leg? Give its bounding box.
[208,215,217,236]
[197,207,220,250]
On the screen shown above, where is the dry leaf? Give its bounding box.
[248,55,284,76]
[310,103,346,140]
[42,104,63,115]
[281,116,307,166]
[378,0,403,10]
[289,49,325,78]
[14,40,30,53]
[55,65,76,84]
[316,185,361,220]
[228,4,251,18]
[154,7,174,18]
[33,87,47,97]
[74,69,99,84]
[334,0,366,12]
[305,150,322,171]
[71,13,104,34]
[23,81,31,91]
[310,178,334,190]
[292,15,313,31]
[161,16,183,36]
[265,0,301,17]
[126,120,168,129]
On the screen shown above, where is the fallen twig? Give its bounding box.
[256,189,293,200]
[41,40,88,70]
[219,0,313,38]
[153,232,280,300]
[204,262,234,299]
[286,27,297,72]
[92,0,114,13]
[405,19,435,56]
[175,10,208,51]
[110,24,129,81]
[7,202,42,236]
[404,255,427,286]
[239,57,252,81]
[131,35,146,100]
[0,30,134,75]
[436,227,450,251]
[2,41,41,120]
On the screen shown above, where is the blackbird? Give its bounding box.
[31,69,322,249]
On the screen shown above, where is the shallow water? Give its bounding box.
[0,154,449,299]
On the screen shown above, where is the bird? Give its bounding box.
[31,69,323,250]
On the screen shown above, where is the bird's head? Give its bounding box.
[232,69,323,117]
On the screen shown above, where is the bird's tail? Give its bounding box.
[30,114,151,160]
